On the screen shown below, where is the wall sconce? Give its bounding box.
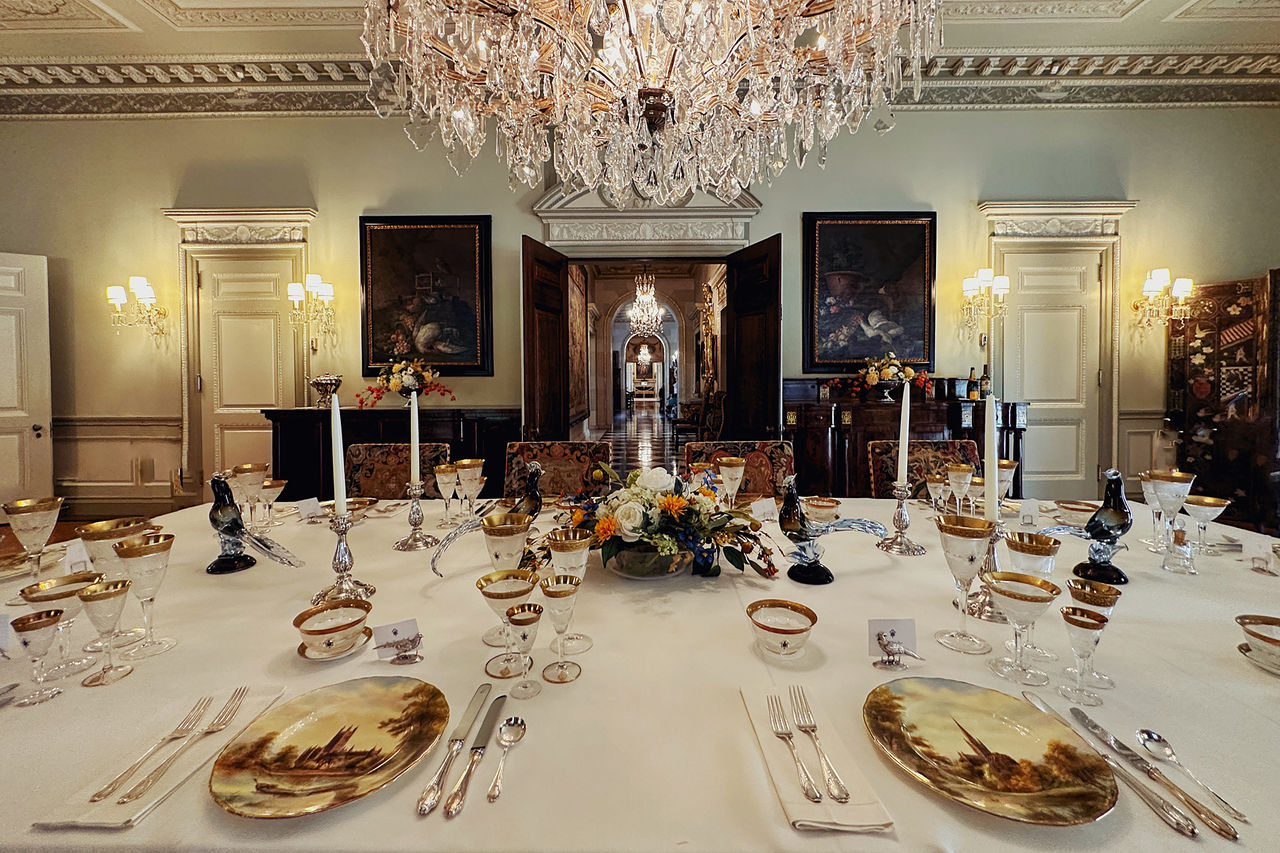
[1132,268,1193,328]
[105,276,168,344]
[960,268,1009,337]
[287,273,337,352]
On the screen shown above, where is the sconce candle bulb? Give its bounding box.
[105,276,167,343]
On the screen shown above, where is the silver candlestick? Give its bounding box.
[953,526,1007,623]
[313,512,376,605]
[394,482,439,551]
[876,483,926,556]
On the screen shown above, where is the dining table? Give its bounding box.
[0,497,1276,853]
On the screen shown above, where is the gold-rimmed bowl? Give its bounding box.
[746,599,817,657]
[803,497,840,523]
[1054,500,1100,527]
[293,598,373,658]
[1236,615,1280,666]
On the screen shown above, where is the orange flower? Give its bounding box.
[571,509,586,527]
[658,494,689,516]
[697,487,716,500]
[594,516,619,542]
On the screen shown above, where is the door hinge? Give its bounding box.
[1097,368,1104,388]
[1097,465,1102,482]
[196,374,203,393]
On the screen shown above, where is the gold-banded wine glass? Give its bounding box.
[1058,607,1108,707]
[540,574,582,683]
[1065,578,1121,690]
[933,515,994,655]
[1137,471,1165,552]
[2,497,64,579]
[983,571,1061,686]
[547,528,593,654]
[456,459,485,516]
[477,569,539,672]
[114,533,177,660]
[260,479,287,528]
[434,463,458,528]
[1002,532,1061,663]
[1148,469,1195,549]
[716,457,747,510]
[1182,495,1231,556]
[78,579,134,687]
[944,465,972,515]
[505,603,543,699]
[10,609,63,706]
[73,516,157,649]
[19,571,102,677]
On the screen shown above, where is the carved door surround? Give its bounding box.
[979,200,1137,491]
[163,207,316,499]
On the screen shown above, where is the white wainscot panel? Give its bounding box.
[1024,423,1083,477]
[219,426,272,468]
[0,309,24,411]
[213,272,282,299]
[1018,308,1083,404]
[0,265,24,294]
[0,432,23,492]
[215,315,279,409]
[1017,265,1089,294]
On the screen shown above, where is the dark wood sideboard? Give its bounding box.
[782,379,1028,498]
[261,407,522,502]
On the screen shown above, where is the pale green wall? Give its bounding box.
[2,107,1278,422]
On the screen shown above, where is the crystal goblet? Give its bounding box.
[10,609,63,706]
[2,496,64,579]
[1002,532,1062,663]
[433,463,458,528]
[260,479,287,527]
[968,477,985,517]
[546,528,593,654]
[232,462,269,532]
[717,456,746,510]
[997,460,1018,504]
[1064,578,1121,689]
[539,574,582,683]
[20,571,102,677]
[933,515,995,654]
[505,603,543,699]
[78,579,134,687]
[1138,472,1165,552]
[73,516,156,649]
[456,459,485,516]
[983,571,1061,686]
[114,533,178,660]
[925,474,947,514]
[1182,495,1231,556]
[1149,469,1195,549]
[477,568,539,673]
[479,512,535,649]
[945,464,973,515]
[1058,607,1108,706]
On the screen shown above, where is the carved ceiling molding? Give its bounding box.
[0,0,133,30]
[1171,0,1280,20]
[163,207,317,244]
[1,50,1279,117]
[942,0,1145,20]
[134,0,360,29]
[978,201,1139,237]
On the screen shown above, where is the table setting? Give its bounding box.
[2,398,1278,851]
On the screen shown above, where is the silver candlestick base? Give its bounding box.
[394,482,440,551]
[953,526,1007,623]
[313,512,376,605]
[876,483,926,556]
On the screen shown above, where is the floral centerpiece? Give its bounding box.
[573,465,778,579]
[822,352,933,401]
[355,359,455,409]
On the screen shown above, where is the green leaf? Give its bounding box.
[600,538,621,567]
[599,462,622,484]
[723,547,746,572]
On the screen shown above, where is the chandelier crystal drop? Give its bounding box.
[362,0,943,207]
[628,270,665,336]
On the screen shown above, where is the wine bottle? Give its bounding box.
[967,367,979,400]
[979,364,991,398]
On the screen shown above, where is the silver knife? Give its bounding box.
[1023,693,1196,838]
[443,695,505,819]
[1070,707,1238,840]
[417,683,492,816]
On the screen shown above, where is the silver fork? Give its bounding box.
[790,685,849,802]
[118,686,249,804]
[766,693,821,802]
[91,695,213,802]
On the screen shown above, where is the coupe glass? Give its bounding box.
[539,575,581,683]
[434,464,458,528]
[78,579,134,687]
[1138,472,1165,552]
[10,609,63,706]
[1002,532,1062,663]
[477,568,539,673]
[2,497,64,579]
[456,459,485,516]
[260,479,287,527]
[1064,578,1121,689]
[983,571,1061,686]
[114,533,178,659]
[1149,469,1195,548]
[925,474,947,514]
[717,457,746,510]
[933,515,995,654]
[505,603,543,699]
[945,464,973,515]
[73,516,155,650]
[547,529,593,654]
[1058,607,1108,706]
[20,571,102,677]
[1182,495,1231,555]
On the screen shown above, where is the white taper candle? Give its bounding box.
[330,391,347,515]
[896,383,910,485]
[984,395,998,522]
[409,391,421,485]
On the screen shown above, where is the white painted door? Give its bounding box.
[1000,249,1104,500]
[195,252,304,499]
[0,253,53,502]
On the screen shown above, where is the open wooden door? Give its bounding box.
[723,234,783,439]
[0,252,52,502]
[522,236,570,440]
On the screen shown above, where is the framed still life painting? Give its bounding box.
[359,215,493,376]
[802,211,936,373]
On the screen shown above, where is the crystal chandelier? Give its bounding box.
[637,343,652,364]
[1132,268,1193,328]
[628,269,665,336]
[361,0,942,207]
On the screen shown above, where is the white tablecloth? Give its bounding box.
[1,500,1276,852]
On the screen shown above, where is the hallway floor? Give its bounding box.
[596,404,681,476]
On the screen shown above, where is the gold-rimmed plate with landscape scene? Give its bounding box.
[863,677,1116,826]
[210,676,448,818]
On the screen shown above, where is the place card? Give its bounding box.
[295,498,324,520]
[1243,538,1272,564]
[750,497,779,522]
[867,618,916,657]
[372,618,422,661]
[64,539,93,574]
[1019,503,1039,528]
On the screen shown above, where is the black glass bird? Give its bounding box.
[207,474,303,574]
[508,461,543,521]
[1039,468,1133,585]
[778,475,887,585]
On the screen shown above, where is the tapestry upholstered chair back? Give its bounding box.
[866,439,982,500]
[682,440,795,498]
[345,443,452,500]
[502,441,613,498]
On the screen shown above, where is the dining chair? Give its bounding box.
[866,439,981,500]
[682,440,795,498]
[502,441,613,498]
[345,443,452,500]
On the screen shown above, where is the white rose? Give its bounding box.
[612,501,647,543]
[635,466,674,493]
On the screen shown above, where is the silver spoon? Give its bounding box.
[486,717,526,803]
[1136,729,1247,822]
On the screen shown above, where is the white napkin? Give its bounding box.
[739,688,894,833]
[33,685,284,830]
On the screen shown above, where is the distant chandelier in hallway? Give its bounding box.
[628,269,665,336]
[361,0,942,206]
[637,343,652,364]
